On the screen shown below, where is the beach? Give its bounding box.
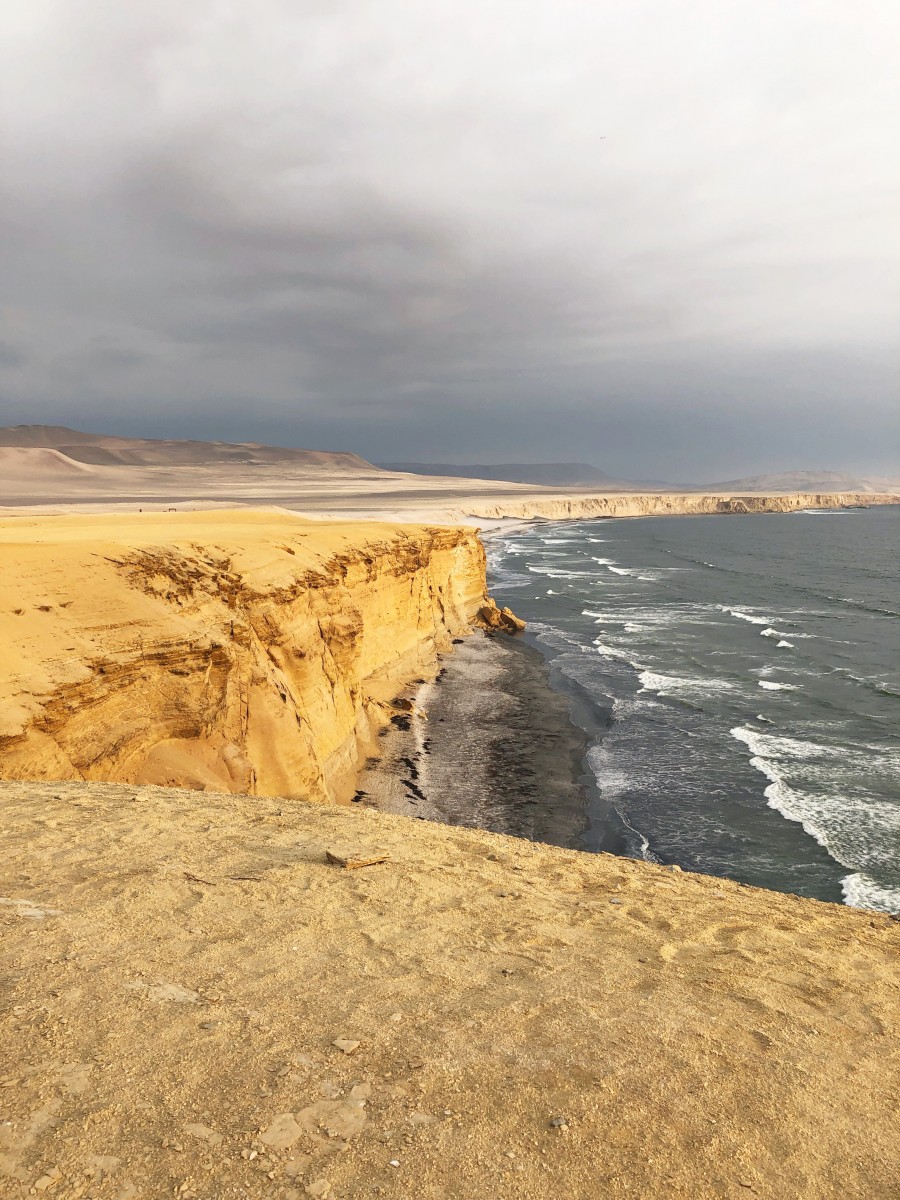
[357,631,628,854]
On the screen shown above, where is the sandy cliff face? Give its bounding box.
[0,511,487,800]
[457,491,891,522]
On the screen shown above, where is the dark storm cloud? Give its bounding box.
[1,0,898,477]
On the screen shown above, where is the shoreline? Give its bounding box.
[358,630,631,856]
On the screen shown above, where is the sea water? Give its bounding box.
[487,505,900,913]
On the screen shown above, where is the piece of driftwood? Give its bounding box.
[325,850,390,870]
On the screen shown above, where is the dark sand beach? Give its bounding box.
[359,632,629,854]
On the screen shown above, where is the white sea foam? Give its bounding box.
[776,640,794,648]
[592,556,617,565]
[607,565,638,576]
[638,670,736,700]
[718,605,770,625]
[841,873,900,914]
[758,680,799,690]
[526,566,591,579]
[593,640,644,669]
[730,726,900,913]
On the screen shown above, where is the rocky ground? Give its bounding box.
[2,780,898,1199]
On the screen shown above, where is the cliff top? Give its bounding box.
[1,779,897,1199]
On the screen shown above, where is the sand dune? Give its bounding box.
[0,447,100,478]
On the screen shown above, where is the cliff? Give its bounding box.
[454,490,894,523]
[0,511,488,801]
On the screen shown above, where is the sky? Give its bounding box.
[1,0,898,480]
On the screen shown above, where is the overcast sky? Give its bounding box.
[2,0,898,479]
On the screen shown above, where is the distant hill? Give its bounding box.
[703,470,900,495]
[378,462,618,487]
[0,425,377,471]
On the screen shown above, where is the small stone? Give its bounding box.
[185,1123,223,1148]
[33,1169,61,1192]
[305,1182,331,1199]
[388,1160,400,1168]
[550,1116,569,1129]
[332,1039,360,1055]
[258,1114,302,1151]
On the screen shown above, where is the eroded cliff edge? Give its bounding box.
[0,510,488,800]
[454,490,894,523]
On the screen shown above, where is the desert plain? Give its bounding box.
[1,430,898,1198]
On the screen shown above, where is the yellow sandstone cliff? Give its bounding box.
[455,490,888,523]
[0,511,488,801]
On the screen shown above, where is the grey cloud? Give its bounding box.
[1,0,898,477]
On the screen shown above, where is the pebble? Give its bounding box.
[332,1038,360,1055]
[388,1160,400,1168]
[550,1117,569,1130]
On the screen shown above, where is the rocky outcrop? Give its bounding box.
[476,599,527,634]
[0,511,489,802]
[454,491,896,523]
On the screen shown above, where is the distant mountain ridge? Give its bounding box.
[702,470,900,494]
[384,461,899,493]
[0,425,376,471]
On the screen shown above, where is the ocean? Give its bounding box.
[486,504,900,913]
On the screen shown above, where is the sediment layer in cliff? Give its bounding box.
[0,510,487,800]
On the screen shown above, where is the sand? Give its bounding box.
[1,779,898,1199]
[357,632,627,855]
[0,510,488,801]
[2,491,899,1198]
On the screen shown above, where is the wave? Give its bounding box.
[841,873,900,914]
[527,565,596,579]
[593,639,644,670]
[717,605,770,625]
[730,725,900,912]
[776,640,794,649]
[639,670,736,702]
[758,680,799,691]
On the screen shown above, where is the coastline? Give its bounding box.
[358,631,629,855]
